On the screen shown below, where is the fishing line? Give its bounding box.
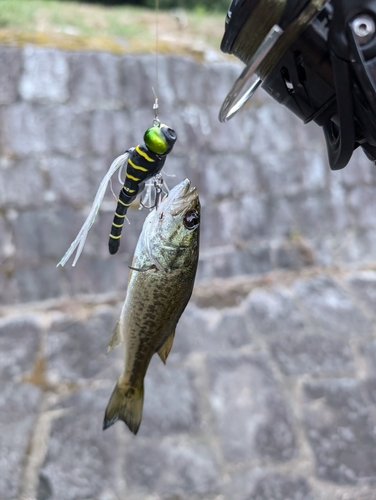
[153,0,160,125]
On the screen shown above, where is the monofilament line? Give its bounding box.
[154,0,160,111]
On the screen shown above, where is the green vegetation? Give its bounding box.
[0,1,150,38]
[0,0,227,54]
[65,0,229,11]
[134,0,228,10]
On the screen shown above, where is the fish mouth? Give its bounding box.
[167,179,199,215]
[179,178,197,201]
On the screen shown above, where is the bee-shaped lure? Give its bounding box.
[109,124,176,255]
[57,121,177,267]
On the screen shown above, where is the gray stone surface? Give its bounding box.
[335,228,376,266]
[0,315,42,381]
[225,470,313,500]
[202,62,241,107]
[174,303,251,354]
[47,106,91,158]
[245,286,308,336]
[90,110,117,156]
[63,255,130,296]
[303,379,376,483]
[1,103,50,156]
[294,275,372,337]
[346,270,376,315]
[3,46,376,500]
[69,51,122,109]
[0,271,19,306]
[199,241,274,281]
[349,185,376,229]
[200,152,260,202]
[124,438,220,498]
[289,190,350,239]
[272,238,315,270]
[0,157,45,210]
[0,47,22,105]
[14,264,66,303]
[47,308,119,382]
[336,489,376,500]
[46,155,95,205]
[1,266,376,499]
[12,206,81,263]
[168,56,208,106]
[0,382,42,499]
[208,352,296,463]
[140,355,199,437]
[0,214,13,261]
[19,46,70,104]
[359,340,376,403]
[269,332,354,376]
[38,387,119,500]
[250,473,313,500]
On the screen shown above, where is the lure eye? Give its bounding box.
[183,210,200,230]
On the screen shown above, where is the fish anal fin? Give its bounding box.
[103,378,144,434]
[106,320,124,354]
[157,330,175,364]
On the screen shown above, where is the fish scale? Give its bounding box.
[125,268,194,386]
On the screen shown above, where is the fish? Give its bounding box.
[103,178,200,434]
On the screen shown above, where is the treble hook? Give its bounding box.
[140,174,164,210]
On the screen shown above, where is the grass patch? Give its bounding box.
[0,0,227,55]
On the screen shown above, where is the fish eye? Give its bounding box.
[183,210,200,230]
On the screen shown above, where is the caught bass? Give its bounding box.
[103,179,200,434]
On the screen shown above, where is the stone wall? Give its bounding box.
[2,45,376,500]
[4,269,376,500]
[1,45,376,304]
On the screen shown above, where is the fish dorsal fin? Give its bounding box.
[106,320,124,354]
[157,330,175,364]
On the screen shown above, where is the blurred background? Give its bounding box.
[2,1,376,499]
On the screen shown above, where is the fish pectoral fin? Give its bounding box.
[106,320,124,354]
[157,330,175,364]
[128,264,156,272]
[103,379,144,435]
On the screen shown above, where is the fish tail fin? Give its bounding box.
[103,378,144,434]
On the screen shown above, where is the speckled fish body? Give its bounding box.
[103,179,200,434]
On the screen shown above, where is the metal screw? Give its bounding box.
[351,14,376,45]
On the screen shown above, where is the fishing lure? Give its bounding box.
[57,120,177,267]
[109,123,177,255]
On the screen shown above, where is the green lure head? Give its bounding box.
[144,124,177,155]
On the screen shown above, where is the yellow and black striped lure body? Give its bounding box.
[109,124,177,255]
